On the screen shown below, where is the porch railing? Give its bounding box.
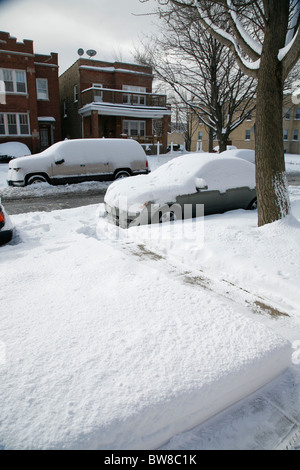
[81,87,168,108]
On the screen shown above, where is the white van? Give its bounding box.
[7,138,149,187]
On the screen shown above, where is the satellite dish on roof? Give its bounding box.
[77,48,84,56]
[86,49,97,58]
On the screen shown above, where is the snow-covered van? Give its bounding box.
[7,138,149,186]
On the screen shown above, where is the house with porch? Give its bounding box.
[59,58,171,152]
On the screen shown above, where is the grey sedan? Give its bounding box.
[104,153,257,228]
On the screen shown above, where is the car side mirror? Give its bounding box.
[55,159,65,165]
[195,178,208,191]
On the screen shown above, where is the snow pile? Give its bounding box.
[0,201,294,450]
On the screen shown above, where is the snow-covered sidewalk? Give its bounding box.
[0,152,300,450]
[1,195,300,449]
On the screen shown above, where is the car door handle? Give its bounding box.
[55,159,65,165]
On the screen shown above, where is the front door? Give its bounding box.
[39,126,51,150]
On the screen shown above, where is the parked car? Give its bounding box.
[104,153,257,228]
[221,148,255,164]
[7,139,149,187]
[0,142,31,163]
[166,144,182,153]
[213,145,237,153]
[0,203,13,246]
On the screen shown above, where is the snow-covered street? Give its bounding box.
[1,154,300,449]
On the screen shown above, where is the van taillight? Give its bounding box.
[146,160,148,168]
[0,210,5,224]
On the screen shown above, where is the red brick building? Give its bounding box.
[0,31,61,154]
[59,58,171,152]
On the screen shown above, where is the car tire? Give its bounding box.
[27,175,48,185]
[159,211,177,223]
[248,198,257,210]
[114,170,131,180]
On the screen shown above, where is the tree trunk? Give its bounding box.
[208,127,214,152]
[255,0,291,226]
[218,134,228,153]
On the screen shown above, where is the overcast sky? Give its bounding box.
[0,0,159,74]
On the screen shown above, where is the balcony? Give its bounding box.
[80,87,169,114]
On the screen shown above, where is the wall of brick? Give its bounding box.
[0,31,60,153]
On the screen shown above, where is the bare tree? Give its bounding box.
[136,3,256,152]
[141,0,300,227]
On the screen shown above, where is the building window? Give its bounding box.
[286,108,291,120]
[36,78,48,100]
[293,129,299,141]
[3,69,13,92]
[198,131,203,141]
[93,83,103,102]
[295,108,300,120]
[122,85,146,105]
[0,114,5,134]
[246,113,252,121]
[74,84,78,102]
[7,114,17,135]
[245,129,251,141]
[0,68,27,94]
[19,114,29,135]
[16,71,26,93]
[123,120,146,137]
[284,129,289,140]
[0,113,30,136]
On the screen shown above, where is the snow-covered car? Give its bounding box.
[220,148,255,164]
[213,145,237,153]
[166,144,183,153]
[104,153,257,228]
[0,142,31,163]
[0,202,13,246]
[7,139,149,187]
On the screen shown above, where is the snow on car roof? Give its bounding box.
[221,148,255,164]
[105,152,256,208]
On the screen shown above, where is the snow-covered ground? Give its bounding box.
[1,153,300,450]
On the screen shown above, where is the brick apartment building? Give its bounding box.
[0,31,61,154]
[59,58,171,152]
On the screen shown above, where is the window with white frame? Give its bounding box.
[122,85,146,105]
[0,114,5,134]
[19,114,29,134]
[74,84,78,102]
[0,113,30,135]
[295,108,300,120]
[7,114,17,134]
[284,129,289,140]
[293,129,299,141]
[36,78,48,100]
[123,120,146,137]
[0,68,27,94]
[245,129,251,141]
[198,131,203,141]
[16,71,26,93]
[286,108,291,119]
[93,83,103,102]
